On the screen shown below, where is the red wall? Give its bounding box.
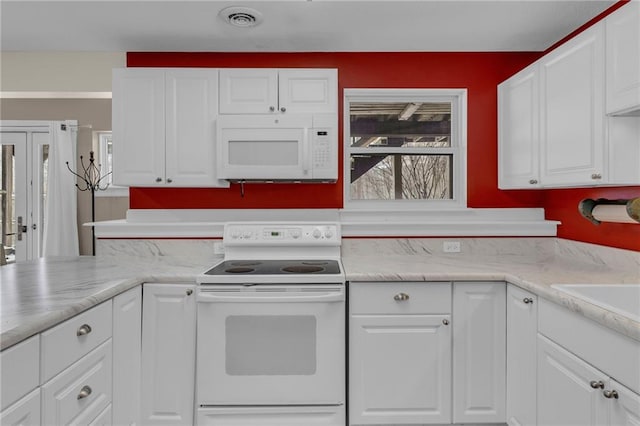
[128,51,543,210]
[127,17,640,252]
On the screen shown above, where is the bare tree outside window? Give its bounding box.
[348,99,457,202]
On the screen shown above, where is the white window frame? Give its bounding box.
[343,88,467,210]
[94,131,128,197]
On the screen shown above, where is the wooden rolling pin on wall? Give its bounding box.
[579,198,640,225]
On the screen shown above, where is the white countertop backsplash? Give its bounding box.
[2,237,639,351]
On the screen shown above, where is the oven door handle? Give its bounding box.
[197,291,345,303]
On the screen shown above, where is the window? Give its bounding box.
[94,131,127,197]
[344,89,466,209]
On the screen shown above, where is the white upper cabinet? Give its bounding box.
[219,68,337,114]
[606,1,640,115]
[540,23,605,186]
[498,63,540,189]
[498,11,640,189]
[112,68,165,187]
[112,68,228,188]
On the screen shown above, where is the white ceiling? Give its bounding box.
[0,0,617,53]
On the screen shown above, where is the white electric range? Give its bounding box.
[195,222,346,426]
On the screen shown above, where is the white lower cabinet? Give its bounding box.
[140,283,196,426]
[0,388,40,426]
[452,282,506,424]
[112,286,142,426]
[349,282,452,425]
[538,334,609,426]
[506,285,537,426]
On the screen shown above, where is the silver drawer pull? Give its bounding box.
[590,380,605,389]
[76,324,92,337]
[603,389,619,399]
[523,297,534,304]
[77,385,92,400]
[442,319,450,325]
[591,173,602,180]
[394,293,410,302]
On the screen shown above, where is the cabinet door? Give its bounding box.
[165,69,228,188]
[452,282,506,424]
[112,68,166,186]
[113,286,142,426]
[219,69,278,114]
[349,314,451,425]
[0,388,40,426]
[506,285,537,426]
[278,69,338,114]
[540,23,605,186]
[606,2,640,115]
[537,334,608,426]
[498,64,541,189]
[141,284,196,426]
[609,379,640,426]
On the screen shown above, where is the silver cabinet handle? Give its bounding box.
[155,177,162,183]
[280,106,287,113]
[442,319,449,325]
[76,324,92,337]
[590,380,605,389]
[269,106,275,112]
[523,297,534,304]
[77,385,92,400]
[591,173,602,180]
[186,289,193,296]
[529,179,538,185]
[166,178,173,184]
[393,293,410,301]
[603,390,619,399]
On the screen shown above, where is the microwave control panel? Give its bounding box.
[312,130,331,169]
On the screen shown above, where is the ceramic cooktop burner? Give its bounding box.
[204,259,341,276]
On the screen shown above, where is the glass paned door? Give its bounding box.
[0,130,49,264]
[1,133,27,264]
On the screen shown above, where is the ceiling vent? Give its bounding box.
[219,6,263,28]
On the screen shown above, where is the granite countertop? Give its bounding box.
[2,250,639,350]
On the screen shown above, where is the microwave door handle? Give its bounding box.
[197,291,344,303]
[302,129,310,175]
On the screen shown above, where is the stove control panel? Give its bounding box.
[224,223,340,245]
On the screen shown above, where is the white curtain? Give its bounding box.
[43,120,79,257]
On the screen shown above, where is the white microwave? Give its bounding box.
[216,114,337,182]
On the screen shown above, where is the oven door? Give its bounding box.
[196,284,345,406]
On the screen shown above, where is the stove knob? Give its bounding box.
[230,230,240,239]
[243,231,252,239]
[291,230,301,239]
[312,228,322,239]
[324,229,333,239]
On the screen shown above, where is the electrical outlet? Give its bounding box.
[443,241,461,253]
[213,242,225,255]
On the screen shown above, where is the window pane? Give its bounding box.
[350,154,452,200]
[350,102,451,148]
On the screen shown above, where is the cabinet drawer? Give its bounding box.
[350,282,451,314]
[88,404,112,426]
[0,335,40,411]
[0,388,40,426]
[42,340,112,426]
[41,300,112,382]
